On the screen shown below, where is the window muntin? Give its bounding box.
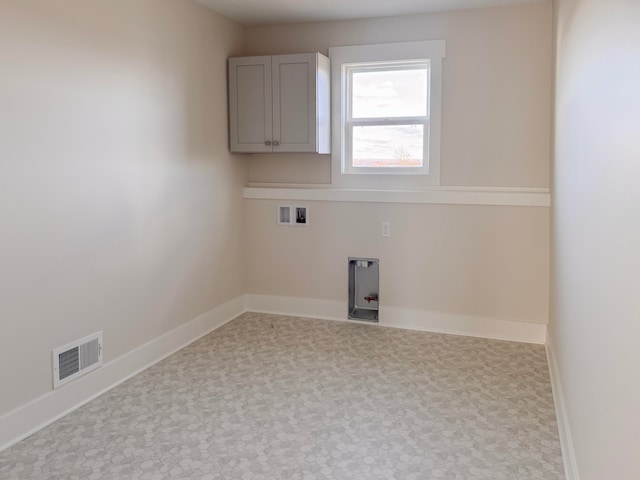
[344,62,431,174]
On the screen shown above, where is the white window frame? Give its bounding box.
[344,61,430,175]
[329,40,445,188]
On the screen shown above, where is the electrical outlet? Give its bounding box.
[381,222,391,237]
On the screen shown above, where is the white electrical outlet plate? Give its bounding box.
[381,222,390,237]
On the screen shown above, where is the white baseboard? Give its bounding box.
[380,305,547,344]
[0,296,246,453]
[245,294,347,322]
[546,332,579,480]
[245,294,547,344]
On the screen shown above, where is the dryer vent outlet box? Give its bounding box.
[348,257,379,322]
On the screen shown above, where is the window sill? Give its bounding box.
[243,185,550,207]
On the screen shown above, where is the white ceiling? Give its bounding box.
[196,0,543,26]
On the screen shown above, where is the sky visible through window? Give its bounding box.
[351,68,427,168]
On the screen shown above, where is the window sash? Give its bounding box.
[345,120,430,173]
[347,63,430,121]
[344,63,431,174]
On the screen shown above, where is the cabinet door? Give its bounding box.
[229,56,273,152]
[272,54,316,153]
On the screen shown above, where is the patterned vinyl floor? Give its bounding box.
[0,312,565,479]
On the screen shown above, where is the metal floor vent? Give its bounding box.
[53,332,103,389]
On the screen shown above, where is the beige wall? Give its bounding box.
[245,2,552,187]
[246,200,550,323]
[0,0,246,416]
[243,2,552,327]
[551,0,640,478]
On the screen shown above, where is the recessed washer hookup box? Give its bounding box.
[348,257,379,322]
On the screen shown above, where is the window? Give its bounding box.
[346,62,429,172]
[329,41,445,187]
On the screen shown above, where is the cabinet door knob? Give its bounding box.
[273,141,280,146]
[265,140,271,146]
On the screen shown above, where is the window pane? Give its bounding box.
[352,68,428,118]
[352,125,424,168]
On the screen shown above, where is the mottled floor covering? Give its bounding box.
[0,313,565,479]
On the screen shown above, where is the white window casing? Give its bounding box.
[329,40,445,188]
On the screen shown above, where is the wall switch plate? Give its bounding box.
[381,222,391,237]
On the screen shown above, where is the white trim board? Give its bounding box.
[546,332,580,480]
[0,296,246,453]
[244,186,551,207]
[245,294,547,344]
